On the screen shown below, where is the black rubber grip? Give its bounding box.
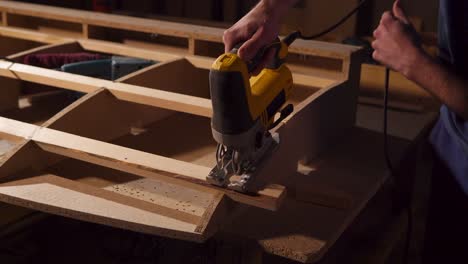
[209,69,255,135]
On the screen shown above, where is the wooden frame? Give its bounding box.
[0,1,357,78]
[0,4,364,256]
[0,0,438,112]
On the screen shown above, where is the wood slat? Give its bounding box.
[0,0,359,59]
[0,59,212,117]
[0,117,286,211]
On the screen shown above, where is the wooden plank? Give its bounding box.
[0,1,359,60]
[0,0,221,39]
[2,174,202,225]
[33,127,211,182]
[0,142,233,242]
[0,175,203,240]
[109,82,212,117]
[78,39,182,62]
[0,116,37,139]
[48,159,232,240]
[0,60,104,93]
[0,60,212,117]
[0,25,68,44]
[0,117,285,211]
[32,130,284,211]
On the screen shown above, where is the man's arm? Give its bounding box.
[223,0,298,62]
[407,52,468,120]
[372,0,468,119]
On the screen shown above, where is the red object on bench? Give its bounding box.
[23,53,107,69]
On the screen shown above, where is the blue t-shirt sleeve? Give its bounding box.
[428,0,468,194]
[441,106,468,155]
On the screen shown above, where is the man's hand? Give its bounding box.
[223,0,297,73]
[223,3,280,60]
[372,0,425,78]
[372,0,468,119]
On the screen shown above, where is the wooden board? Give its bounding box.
[224,128,411,263]
[0,16,363,257]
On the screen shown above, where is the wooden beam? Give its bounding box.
[0,0,221,39]
[0,1,358,59]
[0,25,67,44]
[78,39,182,62]
[0,174,203,238]
[0,60,212,117]
[0,117,285,211]
[109,82,212,117]
[33,127,211,182]
[0,60,103,93]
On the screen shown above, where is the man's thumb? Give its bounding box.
[393,0,410,24]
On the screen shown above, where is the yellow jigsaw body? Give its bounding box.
[210,46,293,128]
[207,40,294,192]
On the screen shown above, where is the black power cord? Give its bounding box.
[283,0,370,45]
[383,67,394,172]
[385,67,412,264]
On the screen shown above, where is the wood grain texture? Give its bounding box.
[0,176,202,239]
[0,116,286,211]
[225,128,411,263]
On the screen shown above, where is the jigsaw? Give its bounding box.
[207,38,295,193]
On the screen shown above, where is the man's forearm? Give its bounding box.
[408,53,468,119]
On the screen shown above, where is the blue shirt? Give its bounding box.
[429,1,468,194]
